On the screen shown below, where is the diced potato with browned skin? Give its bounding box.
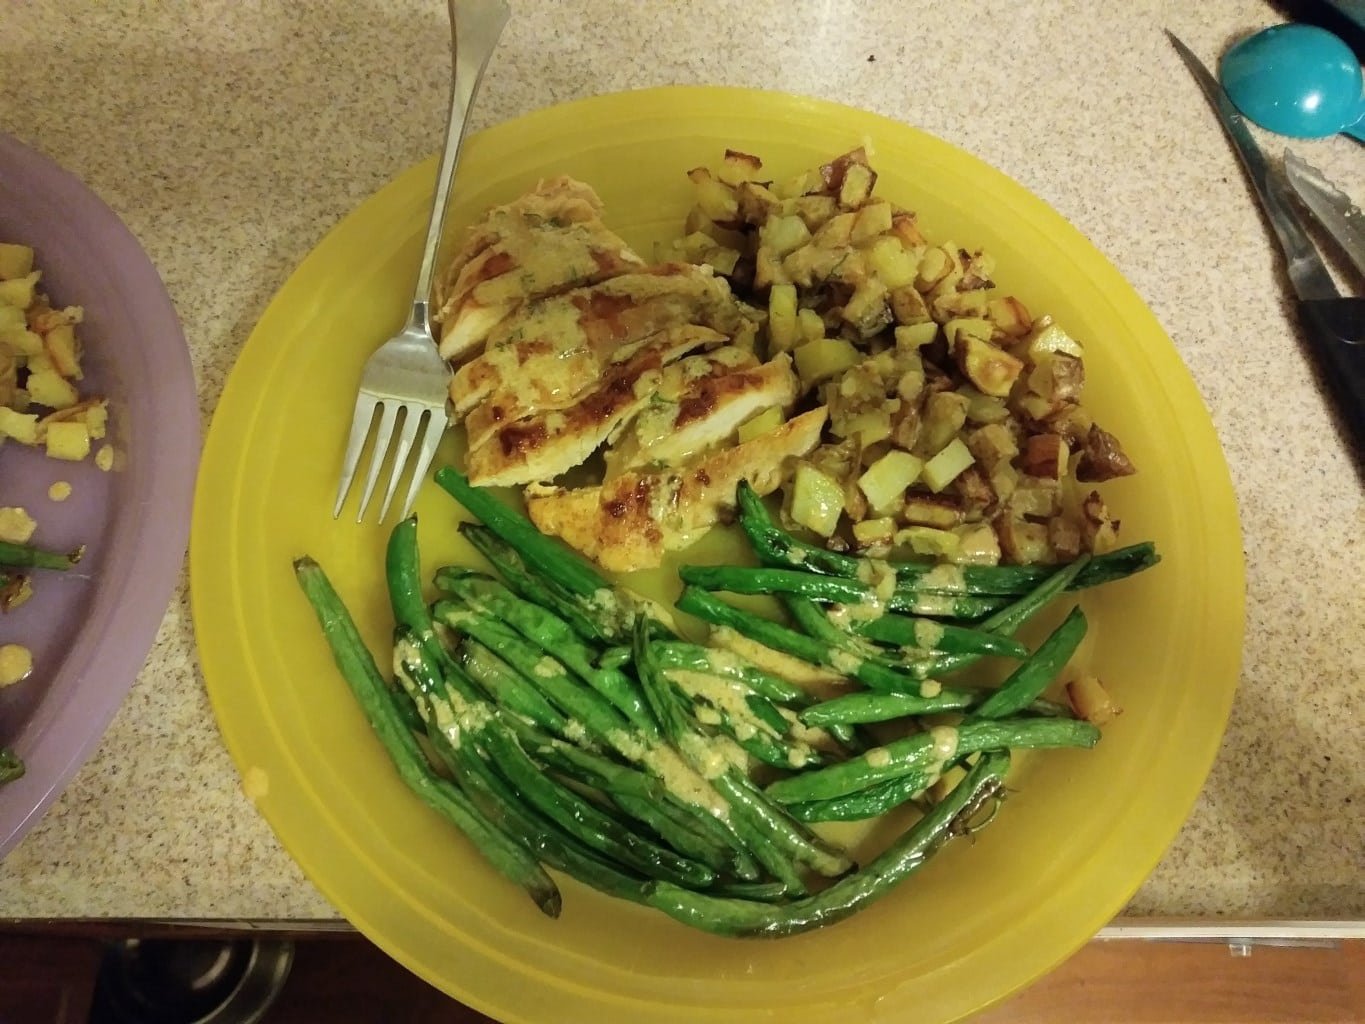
[955,332,1024,398]
[1020,433,1069,480]
[1079,490,1120,553]
[1076,424,1137,482]
[717,149,764,187]
[993,513,1053,564]
[901,493,963,529]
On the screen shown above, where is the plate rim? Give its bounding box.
[0,132,201,857]
[191,85,1245,1023]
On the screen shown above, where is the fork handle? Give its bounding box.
[411,0,511,329]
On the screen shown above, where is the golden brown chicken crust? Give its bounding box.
[526,406,828,572]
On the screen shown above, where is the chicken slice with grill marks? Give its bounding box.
[525,406,828,573]
[604,352,799,479]
[432,176,645,362]
[462,325,728,455]
[449,263,749,419]
[463,329,718,488]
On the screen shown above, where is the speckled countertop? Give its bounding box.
[0,0,1361,923]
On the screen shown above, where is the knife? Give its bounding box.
[1283,151,1365,281]
[1166,30,1365,461]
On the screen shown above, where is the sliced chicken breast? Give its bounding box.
[525,406,829,572]
[463,329,719,487]
[462,325,728,455]
[449,263,746,417]
[607,352,798,477]
[433,177,644,362]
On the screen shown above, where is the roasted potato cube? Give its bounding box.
[735,181,781,226]
[957,385,1011,425]
[1067,674,1122,726]
[933,289,990,321]
[687,167,740,225]
[26,369,79,409]
[1009,478,1060,519]
[950,522,1002,566]
[786,195,840,231]
[1076,424,1137,482]
[2,328,43,358]
[684,207,748,249]
[915,245,960,293]
[896,525,960,559]
[1046,402,1095,447]
[858,449,924,512]
[1027,351,1085,406]
[915,390,969,457]
[1024,316,1085,359]
[0,271,39,309]
[922,437,974,493]
[768,283,799,352]
[0,244,35,281]
[0,506,37,544]
[901,493,963,529]
[993,513,1052,564]
[790,463,846,537]
[0,407,39,444]
[794,337,860,387]
[45,420,91,460]
[1020,433,1069,480]
[1079,490,1120,553]
[955,332,1024,398]
[1048,515,1083,561]
[852,516,898,549]
[42,323,82,379]
[851,201,894,244]
[838,163,877,209]
[987,295,1032,338]
[717,149,764,186]
[951,465,996,515]
[889,212,926,250]
[867,237,918,289]
[762,214,813,259]
[754,246,790,289]
[0,305,25,334]
[890,286,933,326]
[775,168,825,200]
[966,422,1019,473]
[841,280,892,338]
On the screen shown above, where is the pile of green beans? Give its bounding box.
[293,468,1158,937]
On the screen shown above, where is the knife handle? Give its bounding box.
[1297,298,1365,461]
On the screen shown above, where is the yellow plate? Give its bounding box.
[192,87,1243,1023]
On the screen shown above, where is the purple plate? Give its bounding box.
[0,134,198,857]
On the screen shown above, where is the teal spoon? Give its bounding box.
[1219,24,1365,141]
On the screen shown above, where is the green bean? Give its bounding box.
[800,691,975,728]
[973,606,1086,720]
[479,720,715,888]
[765,717,1099,804]
[645,750,1011,937]
[735,481,1156,595]
[854,613,1029,659]
[457,640,572,737]
[0,539,82,571]
[676,586,977,704]
[0,748,23,785]
[293,556,561,917]
[435,467,610,600]
[435,570,655,734]
[680,564,1008,620]
[648,642,806,705]
[459,523,613,643]
[435,599,634,745]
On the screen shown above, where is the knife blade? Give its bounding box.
[1284,151,1365,282]
[1166,31,1340,302]
[1167,30,1365,462]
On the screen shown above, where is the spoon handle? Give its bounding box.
[1297,298,1365,464]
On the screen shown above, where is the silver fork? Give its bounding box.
[333,0,510,522]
